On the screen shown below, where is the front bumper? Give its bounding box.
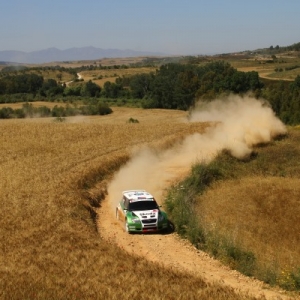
[127,220,168,233]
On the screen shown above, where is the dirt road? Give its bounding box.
[96,100,296,299]
[97,195,296,300]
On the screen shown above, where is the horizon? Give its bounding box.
[1,41,298,54]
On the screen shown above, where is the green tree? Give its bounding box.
[101,81,123,98]
[129,73,154,98]
[40,79,64,97]
[63,85,81,96]
[80,80,101,97]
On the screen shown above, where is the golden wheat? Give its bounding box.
[1,108,260,299]
[197,129,300,280]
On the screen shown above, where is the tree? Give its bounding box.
[129,73,154,98]
[39,79,64,97]
[80,80,101,97]
[63,85,81,96]
[101,81,123,98]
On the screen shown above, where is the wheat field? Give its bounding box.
[1,107,263,300]
[196,128,300,286]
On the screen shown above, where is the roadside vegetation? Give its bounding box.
[165,127,300,291]
[0,101,112,119]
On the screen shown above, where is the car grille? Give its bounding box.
[142,219,157,224]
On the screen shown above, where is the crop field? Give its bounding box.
[73,53,300,86]
[1,98,300,299]
[2,107,267,300]
[195,128,300,285]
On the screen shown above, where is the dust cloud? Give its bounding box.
[107,95,287,207]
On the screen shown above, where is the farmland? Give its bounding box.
[0,108,233,300]
[1,48,300,299]
[79,66,157,87]
[1,104,299,299]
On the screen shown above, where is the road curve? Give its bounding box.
[97,195,295,300]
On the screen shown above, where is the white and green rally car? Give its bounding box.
[116,190,169,233]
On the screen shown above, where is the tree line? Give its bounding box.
[0,61,300,124]
[260,76,300,125]
[0,102,112,119]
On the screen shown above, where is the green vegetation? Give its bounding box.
[1,44,300,124]
[0,60,269,108]
[127,117,139,123]
[0,102,112,119]
[261,77,300,124]
[123,61,262,109]
[165,128,300,291]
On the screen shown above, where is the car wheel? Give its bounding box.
[167,220,175,233]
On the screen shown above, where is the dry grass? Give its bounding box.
[79,67,156,87]
[3,69,75,83]
[36,69,74,82]
[229,56,300,81]
[199,177,300,268]
[0,108,258,299]
[196,129,300,279]
[39,56,150,68]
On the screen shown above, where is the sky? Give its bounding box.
[0,0,299,55]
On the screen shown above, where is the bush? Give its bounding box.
[53,116,66,122]
[127,117,139,123]
[0,107,14,118]
[79,102,112,116]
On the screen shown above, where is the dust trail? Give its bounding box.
[107,95,286,207]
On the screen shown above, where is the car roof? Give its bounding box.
[122,190,154,202]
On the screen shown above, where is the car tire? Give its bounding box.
[167,220,175,233]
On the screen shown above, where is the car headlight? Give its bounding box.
[131,212,141,223]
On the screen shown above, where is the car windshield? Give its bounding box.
[128,200,159,211]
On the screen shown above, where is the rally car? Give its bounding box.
[116,190,169,233]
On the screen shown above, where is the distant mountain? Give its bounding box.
[0,47,167,64]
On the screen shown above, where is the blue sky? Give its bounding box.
[1,0,299,55]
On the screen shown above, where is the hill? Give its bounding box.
[0,46,167,64]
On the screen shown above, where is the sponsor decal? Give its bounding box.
[140,212,155,216]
